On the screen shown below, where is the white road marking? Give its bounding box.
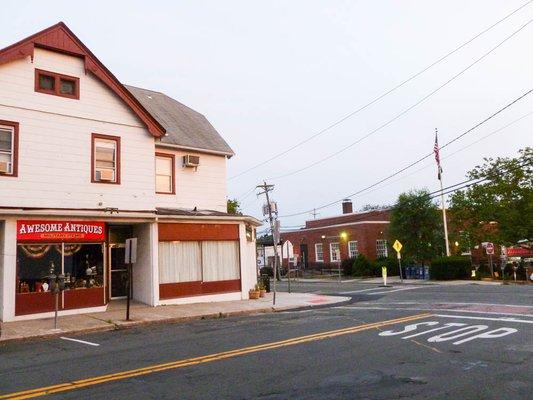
[60,337,100,347]
[364,286,422,295]
[334,306,533,318]
[391,301,533,308]
[435,314,533,325]
[339,287,387,294]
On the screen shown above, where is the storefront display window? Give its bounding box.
[16,243,104,294]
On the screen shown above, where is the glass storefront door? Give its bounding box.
[109,244,128,298]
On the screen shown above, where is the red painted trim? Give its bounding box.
[155,152,175,194]
[91,133,121,185]
[35,68,80,100]
[158,223,240,241]
[159,279,241,300]
[0,119,19,177]
[15,292,56,315]
[0,22,165,137]
[63,287,105,309]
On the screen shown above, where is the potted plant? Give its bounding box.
[258,282,266,297]
[249,284,260,299]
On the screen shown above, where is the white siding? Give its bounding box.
[155,148,227,212]
[0,48,156,210]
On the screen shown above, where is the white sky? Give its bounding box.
[2,1,532,229]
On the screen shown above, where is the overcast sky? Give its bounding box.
[2,1,532,230]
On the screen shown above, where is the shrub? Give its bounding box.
[430,256,471,280]
[352,254,373,277]
[341,257,357,276]
[372,257,400,276]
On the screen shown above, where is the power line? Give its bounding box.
[280,160,532,230]
[228,1,533,181]
[278,90,533,218]
[269,19,533,181]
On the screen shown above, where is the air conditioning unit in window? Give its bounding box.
[98,169,114,181]
[183,155,200,168]
[0,162,8,174]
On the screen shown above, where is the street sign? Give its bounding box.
[486,242,495,255]
[125,238,137,264]
[393,240,403,253]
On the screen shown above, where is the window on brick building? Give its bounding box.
[348,241,358,258]
[330,242,340,262]
[376,239,388,258]
[315,243,324,262]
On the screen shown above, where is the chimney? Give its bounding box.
[342,199,353,214]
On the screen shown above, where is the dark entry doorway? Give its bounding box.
[300,244,309,269]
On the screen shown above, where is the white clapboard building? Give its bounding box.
[0,22,260,322]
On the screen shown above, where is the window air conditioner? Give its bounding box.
[99,169,114,181]
[183,155,200,168]
[0,162,8,174]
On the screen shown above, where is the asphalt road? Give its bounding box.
[0,281,531,399]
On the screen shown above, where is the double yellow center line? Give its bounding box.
[0,313,431,399]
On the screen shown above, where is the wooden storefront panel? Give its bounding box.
[158,223,239,241]
[159,279,241,300]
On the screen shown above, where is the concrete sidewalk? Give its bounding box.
[0,292,349,344]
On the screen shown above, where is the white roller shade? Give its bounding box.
[201,241,240,282]
[158,241,201,283]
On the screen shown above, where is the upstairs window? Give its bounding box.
[155,153,175,194]
[92,134,120,184]
[35,69,79,99]
[0,120,18,177]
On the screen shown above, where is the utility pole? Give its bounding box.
[434,128,451,257]
[257,181,279,305]
[311,208,319,219]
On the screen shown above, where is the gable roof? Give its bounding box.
[0,22,166,137]
[126,85,234,157]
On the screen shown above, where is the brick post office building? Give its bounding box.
[0,23,261,322]
[280,200,390,268]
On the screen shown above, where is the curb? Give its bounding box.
[0,304,320,345]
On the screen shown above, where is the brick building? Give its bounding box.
[280,200,390,268]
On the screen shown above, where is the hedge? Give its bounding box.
[430,256,471,280]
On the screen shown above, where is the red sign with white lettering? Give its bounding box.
[17,220,106,242]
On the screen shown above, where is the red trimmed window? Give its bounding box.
[0,120,19,177]
[91,133,120,184]
[35,69,79,99]
[155,152,175,194]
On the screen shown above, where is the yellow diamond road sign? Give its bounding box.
[393,240,403,253]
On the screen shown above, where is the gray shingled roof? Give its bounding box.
[125,85,234,157]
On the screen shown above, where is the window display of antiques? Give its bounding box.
[16,243,104,293]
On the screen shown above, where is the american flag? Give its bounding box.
[434,129,442,180]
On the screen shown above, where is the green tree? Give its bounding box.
[227,198,242,215]
[389,189,443,264]
[449,147,532,246]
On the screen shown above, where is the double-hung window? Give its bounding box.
[315,243,324,262]
[0,121,18,177]
[348,241,358,258]
[155,153,175,194]
[376,239,388,258]
[330,242,340,262]
[92,133,120,184]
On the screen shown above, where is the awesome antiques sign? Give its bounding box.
[17,220,106,242]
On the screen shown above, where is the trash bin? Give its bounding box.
[260,274,271,293]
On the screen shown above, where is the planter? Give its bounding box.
[249,290,260,300]
[259,289,266,298]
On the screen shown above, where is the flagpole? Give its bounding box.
[435,128,451,257]
[439,176,451,257]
